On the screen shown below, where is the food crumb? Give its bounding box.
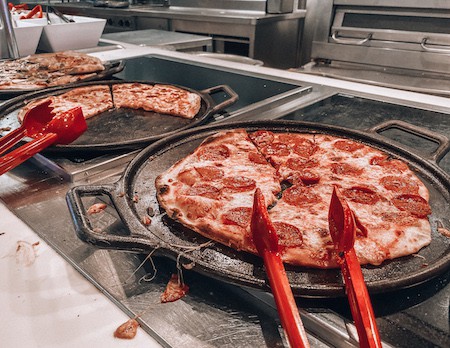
[141,215,152,226]
[438,227,450,238]
[114,319,139,339]
[87,202,107,215]
[16,240,39,266]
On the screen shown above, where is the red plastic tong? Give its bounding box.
[251,188,310,348]
[328,186,382,348]
[0,100,87,175]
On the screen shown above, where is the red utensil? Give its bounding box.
[251,188,310,348]
[328,186,382,348]
[0,100,87,175]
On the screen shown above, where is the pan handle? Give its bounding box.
[368,120,450,163]
[66,184,162,252]
[201,85,239,115]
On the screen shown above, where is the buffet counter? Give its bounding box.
[0,201,161,348]
[0,44,449,348]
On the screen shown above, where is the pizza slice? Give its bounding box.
[112,83,202,119]
[17,85,113,122]
[248,130,432,267]
[156,129,281,252]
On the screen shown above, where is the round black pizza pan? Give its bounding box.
[66,120,450,297]
[0,80,238,155]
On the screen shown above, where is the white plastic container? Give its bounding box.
[37,15,106,52]
[0,20,44,58]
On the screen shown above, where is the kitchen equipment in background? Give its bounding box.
[300,0,450,96]
[101,29,212,52]
[53,1,306,68]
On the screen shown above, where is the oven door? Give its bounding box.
[311,5,450,74]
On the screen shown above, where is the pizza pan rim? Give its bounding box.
[77,119,450,297]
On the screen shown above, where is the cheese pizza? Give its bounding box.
[17,83,202,123]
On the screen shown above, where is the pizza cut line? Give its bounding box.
[155,129,433,269]
[17,83,202,122]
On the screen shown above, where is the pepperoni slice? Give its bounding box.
[286,157,319,170]
[333,139,365,152]
[370,155,409,172]
[222,207,252,227]
[291,138,317,157]
[186,184,220,199]
[262,142,290,157]
[178,168,198,185]
[330,162,364,176]
[223,176,256,192]
[343,186,380,205]
[370,155,387,166]
[273,222,303,247]
[248,151,267,164]
[287,170,320,185]
[198,144,230,161]
[380,175,419,194]
[195,166,224,181]
[249,130,274,147]
[283,185,320,206]
[392,194,431,218]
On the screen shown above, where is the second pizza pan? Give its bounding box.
[0,61,125,99]
[0,80,238,155]
[66,120,450,297]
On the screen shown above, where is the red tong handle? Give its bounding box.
[0,133,57,175]
[251,188,310,348]
[262,251,310,348]
[329,187,382,348]
[19,5,43,19]
[0,126,27,156]
[340,249,382,348]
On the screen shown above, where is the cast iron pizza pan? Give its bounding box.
[0,80,238,155]
[66,120,450,297]
[0,60,125,99]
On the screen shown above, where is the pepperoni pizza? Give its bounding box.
[155,129,432,268]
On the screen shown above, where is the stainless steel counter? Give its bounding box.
[0,46,449,348]
[101,29,212,51]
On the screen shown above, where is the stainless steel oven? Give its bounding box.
[299,0,450,96]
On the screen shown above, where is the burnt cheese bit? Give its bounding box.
[159,185,169,194]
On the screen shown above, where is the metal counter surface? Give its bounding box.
[0,45,449,347]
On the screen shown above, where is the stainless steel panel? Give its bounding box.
[333,0,450,9]
[311,41,450,74]
[332,9,450,46]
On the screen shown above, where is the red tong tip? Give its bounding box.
[251,188,279,254]
[328,186,357,253]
